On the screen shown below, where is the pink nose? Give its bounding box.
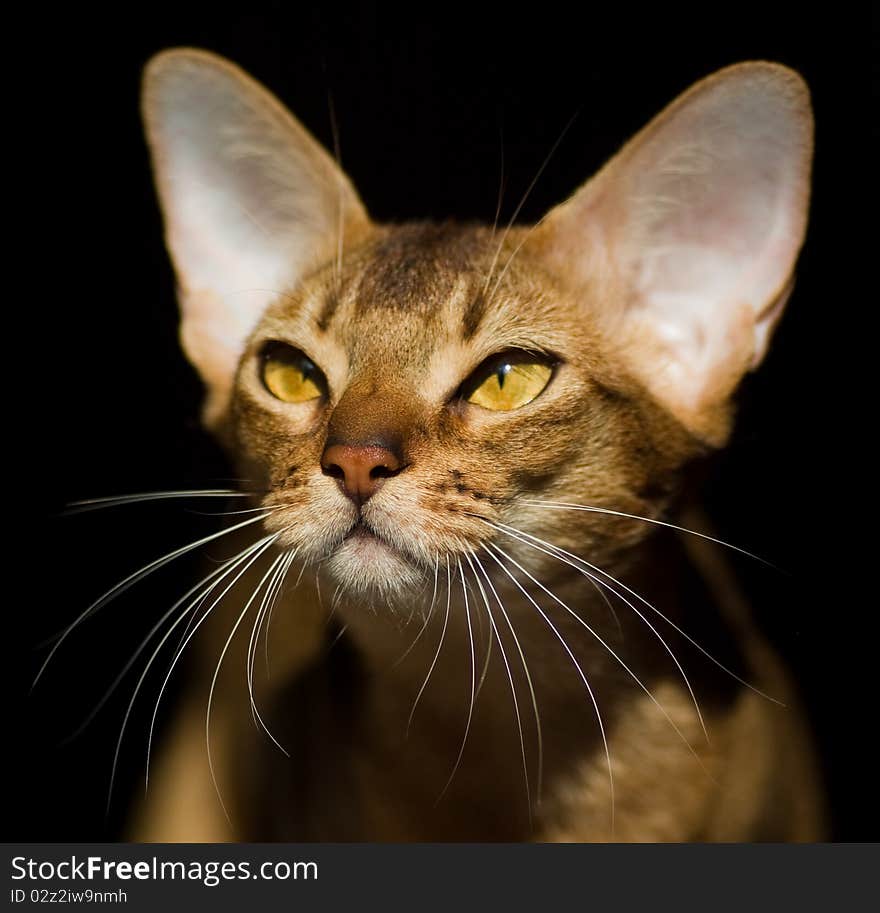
[321,443,402,505]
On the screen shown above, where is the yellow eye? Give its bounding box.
[466,358,554,411]
[261,344,325,403]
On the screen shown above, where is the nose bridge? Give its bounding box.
[326,377,418,452]
[321,376,423,506]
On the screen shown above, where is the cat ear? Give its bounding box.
[536,62,813,443]
[142,48,370,427]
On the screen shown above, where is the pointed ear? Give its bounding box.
[142,48,370,427]
[535,62,813,444]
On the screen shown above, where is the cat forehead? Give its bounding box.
[257,220,587,370]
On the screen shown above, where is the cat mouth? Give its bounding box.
[327,517,423,593]
[343,520,378,543]
[339,519,403,558]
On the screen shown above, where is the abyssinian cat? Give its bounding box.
[112,48,823,841]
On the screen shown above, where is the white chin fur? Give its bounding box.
[325,537,423,598]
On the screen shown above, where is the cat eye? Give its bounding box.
[260,342,327,403]
[462,352,555,411]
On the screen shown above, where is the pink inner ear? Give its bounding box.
[142,49,369,421]
[544,64,812,439]
[628,108,799,310]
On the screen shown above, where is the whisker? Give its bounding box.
[483,541,713,779]
[326,90,346,294]
[245,551,294,755]
[247,553,285,709]
[143,536,278,794]
[482,112,578,300]
[478,540,614,832]
[64,490,251,514]
[327,584,344,624]
[470,551,544,805]
[585,563,624,640]
[474,599,494,702]
[408,562,452,735]
[168,560,228,666]
[487,520,710,740]
[452,569,490,692]
[104,534,274,814]
[327,623,350,653]
[263,549,298,676]
[256,548,297,675]
[394,556,440,670]
[206,543,289,824]
[486,211,550,307]
[490,119,506,241]
[465,551,532,825]
[34,510,275,690]
[185,506,276,518]
[521,499,776,569]
[62,546,264,744]
[437,560,477,800]
[314,570,323,615]
[491,517,781,706]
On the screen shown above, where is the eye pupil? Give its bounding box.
[260,342,326,403]
[463,353,554,411]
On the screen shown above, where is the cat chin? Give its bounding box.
[324,536,424,598]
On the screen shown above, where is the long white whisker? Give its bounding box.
[328,584,345,622]
[326,91,346,293]
[487,211,550,307]
[484,541,713,779]
[455,570,492,699]
[470,551,544,805]
[492,518,780,706]
[521,499,774,568]
[484,547,614,833]
[437,560,477,800]
[247,554,285,716]
[584,562,624,639]
[487,520,710,739]
[245,552,293,756]
[465,551,532,824]
[65,548,260,744]
[34,511,274,689]
[408,562,451,735]
[490,120,505,242]
[474,599,494,701]
[206,542,286,824]
[478,541,615,831]
[482,113,577,300]
[105,534,273,813]
[263,549,298,676]
[65,490,252,513]
[186,506,277,518]
[327,623,349,653]
[143,536,278,793]
[394,555,440,670]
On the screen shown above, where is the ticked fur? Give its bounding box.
[131,49,822,841]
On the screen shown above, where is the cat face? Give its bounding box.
[228,221,691,595]
[142,50,812,599]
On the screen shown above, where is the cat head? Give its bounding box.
[142,49,812,597]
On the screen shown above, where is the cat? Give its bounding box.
[124,47,823,841]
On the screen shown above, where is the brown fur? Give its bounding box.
[131,50,824,841]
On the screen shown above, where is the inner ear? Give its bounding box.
[535,62,813,444]
[142,48,371,429]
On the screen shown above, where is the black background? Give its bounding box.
[11,3,876,841]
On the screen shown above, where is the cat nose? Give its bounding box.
[320,442,403,505]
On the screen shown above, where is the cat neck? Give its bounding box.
[318,527,747,836]
[339,528,695,686]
